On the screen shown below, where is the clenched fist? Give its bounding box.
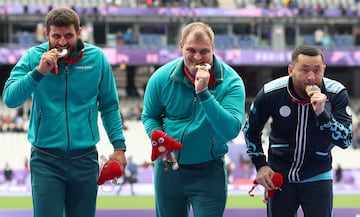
[195,63,211,93]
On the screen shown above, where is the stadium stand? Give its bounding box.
[214,34,236,49]
[139,34,165,49]
[235,34,259,49]
[332,34,355,50]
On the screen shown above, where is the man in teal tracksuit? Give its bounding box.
[142,22,246,217]
[2,8,127,217]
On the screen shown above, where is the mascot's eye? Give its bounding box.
[158,137,165,143]
[152,140,157,146]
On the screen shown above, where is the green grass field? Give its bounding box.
[0,194,359,209]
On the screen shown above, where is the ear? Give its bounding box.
[44,29,49,39]
[77,27,82,38]
[178,41,183,51]
[288,64,293,76]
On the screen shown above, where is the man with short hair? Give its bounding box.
[2,7,127,217]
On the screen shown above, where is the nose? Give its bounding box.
[307,70,317,79]
[58,36,67,46]
[194,52,202,61]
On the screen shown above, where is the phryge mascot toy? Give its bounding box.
[97,158,123,185]
[248,172,283,203]
[151,130,183,171]
[97,130,183,185]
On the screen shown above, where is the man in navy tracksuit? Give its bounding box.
[243,45,352,217]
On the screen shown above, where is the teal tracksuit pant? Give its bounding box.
[30,146,99,217]
[154,157,228,217]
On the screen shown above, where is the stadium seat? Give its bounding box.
[332,34,354,50]
[214,35,236,49]
[303,34,317,46]
[139,34,165,50]
[235,34,258,49]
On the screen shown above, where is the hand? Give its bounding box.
[108,150,127,171]
[36,49,63,75]
[308,91,327,116]
[194,64,210,93]
[160,151,176,162]
[255,166,276,191]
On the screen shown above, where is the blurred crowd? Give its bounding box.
[105,0,219,8]
[0,106,28,133]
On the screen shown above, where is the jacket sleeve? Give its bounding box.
[2,49,43,108]
[316,89,353,149]
[141,68,165,138]
[97,51,126,150]
[197,74,245,141]
[242,87,270,171]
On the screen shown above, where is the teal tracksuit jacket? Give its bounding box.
[2,41,126,153]
[142,56,246,164]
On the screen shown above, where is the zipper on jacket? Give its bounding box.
[35,109,42,142]
[88,107,95,140]
[178,93,198,162]
[210,135,215,159]
[65,65,70,158]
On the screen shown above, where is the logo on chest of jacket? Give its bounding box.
[75,65,93,70]
[279,105,291,117]
[346,106,352,116]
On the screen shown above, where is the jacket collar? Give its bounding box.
[287,77,310,104]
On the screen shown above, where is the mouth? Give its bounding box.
[305,85,320,96]
[195,63,211,70]
[56,47,68,52]
[58,49,68,58]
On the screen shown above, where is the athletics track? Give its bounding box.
[0,208,360,217]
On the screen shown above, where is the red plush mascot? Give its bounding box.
[97,160,123,185]
[248,172,283,203]
[151,130,183,171]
